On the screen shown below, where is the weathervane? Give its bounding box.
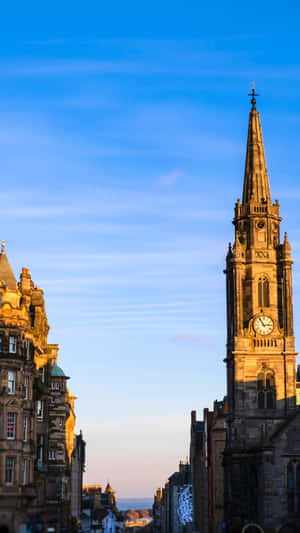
[248,81,259,108]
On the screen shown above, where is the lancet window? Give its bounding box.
[287,461,300,513]
[258,276,270,308]
[257,370,276,409]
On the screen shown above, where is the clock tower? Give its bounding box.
[224,89,298,526]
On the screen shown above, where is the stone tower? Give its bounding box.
[224,89,298,527]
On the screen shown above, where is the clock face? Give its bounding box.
[254,316,274,335]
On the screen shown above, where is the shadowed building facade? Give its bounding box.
[224,90,300,531]
[0,243,84,532]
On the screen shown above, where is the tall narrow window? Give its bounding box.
[38,367,45,383]
[257,371,276,409]
[7,413,16,439]
[21,458,28,485]
[29,305,35,327]
[23,416,28,442]
[258,277,270,307]
[25,339,30,360]
[297,463,300,512]
[37,400,44,421]
[288,462,296,513]
[37,435,44,462]
[257,373,265,409]
[24,375,29,399]
[266,373,275,409]
[0,335,3,352]
[48,450,56,461]
[5,457,14,484]
[8,371,16,395]
[9,336,16,354]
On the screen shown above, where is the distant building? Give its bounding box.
[71,431,86,523]
[152,488,163,533]
[83,482,123,532]
[154,461,192,533]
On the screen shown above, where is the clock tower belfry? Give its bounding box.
[225,89,297,449]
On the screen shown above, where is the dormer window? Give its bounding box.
[9,336,16,354]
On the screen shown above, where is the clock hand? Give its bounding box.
[259,318,265,327]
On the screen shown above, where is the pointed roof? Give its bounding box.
[0,240,17,290]
[242,95,271,205]
[105,483,113,493]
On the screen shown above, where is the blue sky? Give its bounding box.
[2,2,300,497]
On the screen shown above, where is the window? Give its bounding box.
[21,458,28,485]
[9,336,16,354]
[29,305,35,327]
[5,457,14,484]
[51,396,56,405]
[8,371,16,395]
[59,416,64,427]
[23,416,28,442]
[258,277,269,307]
[7,413,16,439]
[0,335,3,352]
[48,450,56,461]
[288,462,296,513]
[25,339,30,360]
[257,371,276,409]
[38,367,45,383]
[37,400,44,421]
[37,435,44,462]
[0,293,2,306]
[50,382,60,391]
[24,376,29,399]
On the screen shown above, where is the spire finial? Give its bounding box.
[1,240,5,254]
[248,81,259,109]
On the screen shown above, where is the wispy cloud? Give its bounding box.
[172,333,214,344]
[158,169,183,188]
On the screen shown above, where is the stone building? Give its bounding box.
[71,431,86,523]
[186,90,300,533]
[223,89,300,531]
[152,488,163,533]
[189,399,227,533]
[0,242,82,532]
[82,482,122,532]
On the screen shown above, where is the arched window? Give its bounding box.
[257,373,265,409]
[258,276,270,307]
[257,370,276,409]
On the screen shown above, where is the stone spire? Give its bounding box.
[0,241,17,290]
[242,86,271,205]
